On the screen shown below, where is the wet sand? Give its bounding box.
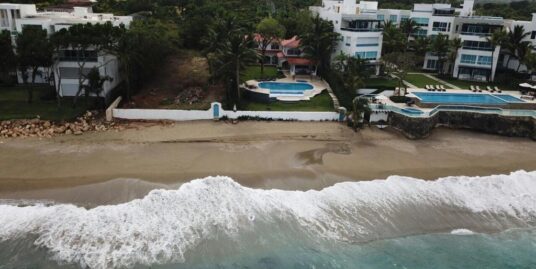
[1,121,535,205]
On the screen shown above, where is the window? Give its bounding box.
[531,31,536,40]
[401,15,409,22]
[432,22,448,32]
[462,40,493,51]
[270,43,280,50]
[413,29,428,37]
[460,54,477,64]
[356,43,379,47]
[287,48,301,56]
[345,36,351,46]
[412,17,429,26]
[477,55,493,66]
[355,51,378,60]
[426,59,438,69]
[389,15,398,22]
[59,50,98,62]
[377,14,384,21]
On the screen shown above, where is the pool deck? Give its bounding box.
[244,76,328,102]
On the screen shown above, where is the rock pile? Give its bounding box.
[0,111,125,138]
[174,87,204,105]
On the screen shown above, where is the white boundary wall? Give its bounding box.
[112,102,345,122]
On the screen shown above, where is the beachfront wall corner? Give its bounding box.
[112,102,343,122]
[106,96,123,122]
[338,107,347,121]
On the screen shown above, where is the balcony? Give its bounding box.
[340,27,382,32]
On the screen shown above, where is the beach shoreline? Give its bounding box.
[1,121,535,205]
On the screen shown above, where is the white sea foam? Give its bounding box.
[450,229,476,235]
[1,171,536,269]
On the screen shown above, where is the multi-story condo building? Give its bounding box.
[503,14,536,76]
[0,3,132,99]
[310,0,384,75]
[311,0,507,82]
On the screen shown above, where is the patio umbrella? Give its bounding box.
[519,83,533,88]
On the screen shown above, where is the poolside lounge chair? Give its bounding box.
[487,86,495,92]
[521,95,535,101]
[494,86,502,93]
[470,86,477,92]
[476,86,483,92]
[439,85,446,91]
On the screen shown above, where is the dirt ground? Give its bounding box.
[129,51,225,110]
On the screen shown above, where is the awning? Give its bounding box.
[287,57,314,65]
[519,83,532,88]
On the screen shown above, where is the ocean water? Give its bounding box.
[1,171,536,269]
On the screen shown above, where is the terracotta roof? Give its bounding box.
[281,36,301,48]
[287,57,313,65]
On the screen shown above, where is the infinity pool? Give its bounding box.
[413,92,524,105]
[259,82,314,95]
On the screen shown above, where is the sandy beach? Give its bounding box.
[1,121,535,205]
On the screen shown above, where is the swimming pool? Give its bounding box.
[413,92,524,105]
[401,107,424,115]
[258,82,314,95]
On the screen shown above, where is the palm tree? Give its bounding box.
[505,25,530,69]
[410,36,430,67]
[351,97,371,131]
[300,14,340,78]
[382,24,406,55]
[213,31,258,105]
[333,52,370,94]
[486,29,507,79]
[428,33,450,75]
[400,19,420,41]
[516,42,533,72]
[448,37,462,76]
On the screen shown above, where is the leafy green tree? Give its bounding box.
[82,67,112,107]
[351,97,371,131]
[300,14,340,78]
[277,9,312,38]
[16,27,53,103]
[428,33,449,75]
[256,17,285,76]
[0,30,17,84]
[333,52,370,94]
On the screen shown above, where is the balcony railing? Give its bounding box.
[340,27,382,32]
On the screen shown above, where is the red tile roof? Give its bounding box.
[287,57,313,65]
[281,36,301,48]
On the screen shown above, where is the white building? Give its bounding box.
[0,3,132,100]
[310,0,383,75]
[311,0,507,82]
[503,14,536,76]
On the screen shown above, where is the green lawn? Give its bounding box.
[404,74,446,88]
[242,66,279,81]
[243,91,334,111]
[0,86,90,121]
[433,76,515,91]
[363,77,399,90]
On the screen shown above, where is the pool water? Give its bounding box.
[413,92,524,105]
[258,82,313,95]
[401,107,424,115]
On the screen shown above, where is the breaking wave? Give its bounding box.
[1,171,536,268]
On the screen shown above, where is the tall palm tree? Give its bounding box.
[486,29,507,79]
[505,25,530,69]
[213,32,259,104]
[428,33,449,75]
[382,24,406,55]
[351,97,371,131]
[400,19,420,41]
[516,42,533,72]
[333,52,370,94]
[448,37,462,76]
[300,14,340,78]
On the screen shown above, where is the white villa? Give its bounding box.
[0,3,132,100]
[309,0,536,82]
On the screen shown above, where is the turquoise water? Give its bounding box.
[413,92,523,105]
[1,171,536,269]
[259,82,313,95]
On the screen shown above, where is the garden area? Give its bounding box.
[0,86,90,121]
[242,90,333,111]
[404,73,446,89]
[363,77,398,91]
